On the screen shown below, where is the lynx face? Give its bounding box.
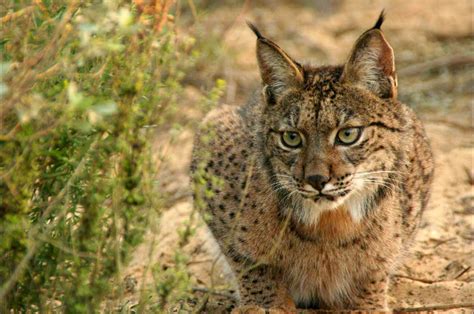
[250,18,403,224]
[263,83,405,224]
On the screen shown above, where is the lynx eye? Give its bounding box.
[336,127,362,145]
[281,131,302,149]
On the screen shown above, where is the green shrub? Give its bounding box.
[0,1,223,311]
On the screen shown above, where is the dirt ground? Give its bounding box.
[124,0,473,312]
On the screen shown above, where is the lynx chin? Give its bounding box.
[191,11,433,312]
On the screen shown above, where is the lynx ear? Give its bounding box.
[247,22,304,103]
[341,11,397,99]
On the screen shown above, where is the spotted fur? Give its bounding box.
[191,12,433,312]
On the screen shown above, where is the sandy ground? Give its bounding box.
[122,0,473,312]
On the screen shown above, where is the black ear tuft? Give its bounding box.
[249,20,304,103]
[342,8,397,99]
[247,21,264,39]
[372,10,385,30]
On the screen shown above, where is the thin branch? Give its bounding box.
[393,274,441,284]
[36,234,98,260]
[464,166,474,185]
[220,0,251,40]
[191,287,238,302]
[393,302,474,313]
[430,237,456,248]
[424,118,474,132]
[156,0,176,32]
[394,267,471,284]
[0,5,36,24]
[300,310,388,313]
[192,294,209,314]
[0,123,21,142]
[296,303,474,313]
[0,1,80,119]
[35,63,62,80]
[398,54,474,77]
[429,31,474,42]
[186,0,198,23]
[187,258,213,266]
[454,266,471,280]
[0,136,100,302]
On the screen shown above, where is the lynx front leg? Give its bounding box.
[352,273,389,310]
[231,263,296,313]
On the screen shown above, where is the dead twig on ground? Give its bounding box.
[394,265,471,284]
[430,237,456,248]
[164,189,192,208]
[454,266,471,280]
[187,259,213,266]
[464,166,474,185]
[398,54,474,77]
[296,303,474,313]
[393,273,444,284]
[192,293,209,314]
[400,75,472,97]
[424,118,474,132]
[300,310,389,313]
[191,287,238,302]
[393,302,474,313]
[429,31,474,42]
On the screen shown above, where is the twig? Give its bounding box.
[163,189,192,208]
[464,166,474,185]
[0,135,100,302]
[424,118,474,132]
[398,54,474,77]
[297,303,474,313]
[461,234,474,241]
[393,274,440,284]
[191,287,238,302]
[393,302,474,313]
[0,123,21,142]
[155,0,176,32]
[36,234,98,260]
[192,294,209,314]
[430,237,456,248]
[186,0,198,23]
[35,63,62,80]
[136,203,160,313]
[0,5,36,24]
[0,1,80,119]
[429,31,474,42]
[220,0,251,40]
[454,266,471,280]
[394,267,471,283]
[187,259,213,266]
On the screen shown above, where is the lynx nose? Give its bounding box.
[306,175,330,192]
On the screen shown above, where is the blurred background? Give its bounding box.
[1,0,472,312]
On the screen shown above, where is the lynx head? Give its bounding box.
[250,12,407,225]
